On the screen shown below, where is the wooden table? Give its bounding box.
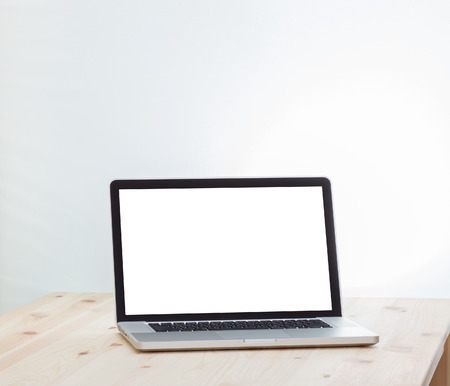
[0,293,449,385]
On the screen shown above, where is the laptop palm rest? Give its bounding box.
[133,331,221,342]
[133,330,291,342]
[216,330,290,340]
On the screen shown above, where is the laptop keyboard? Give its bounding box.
[149,319,332,332]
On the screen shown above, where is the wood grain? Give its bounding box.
[0,293,448,385]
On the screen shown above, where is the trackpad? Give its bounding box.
[217,330,290,340]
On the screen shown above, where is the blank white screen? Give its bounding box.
[119,186,332,315]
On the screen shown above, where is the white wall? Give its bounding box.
[1,0,449,314]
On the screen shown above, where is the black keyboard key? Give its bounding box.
[148,323,168,332]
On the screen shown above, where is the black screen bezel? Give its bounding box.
[110,177,342,322]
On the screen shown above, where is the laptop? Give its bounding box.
[110,177,379,351]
